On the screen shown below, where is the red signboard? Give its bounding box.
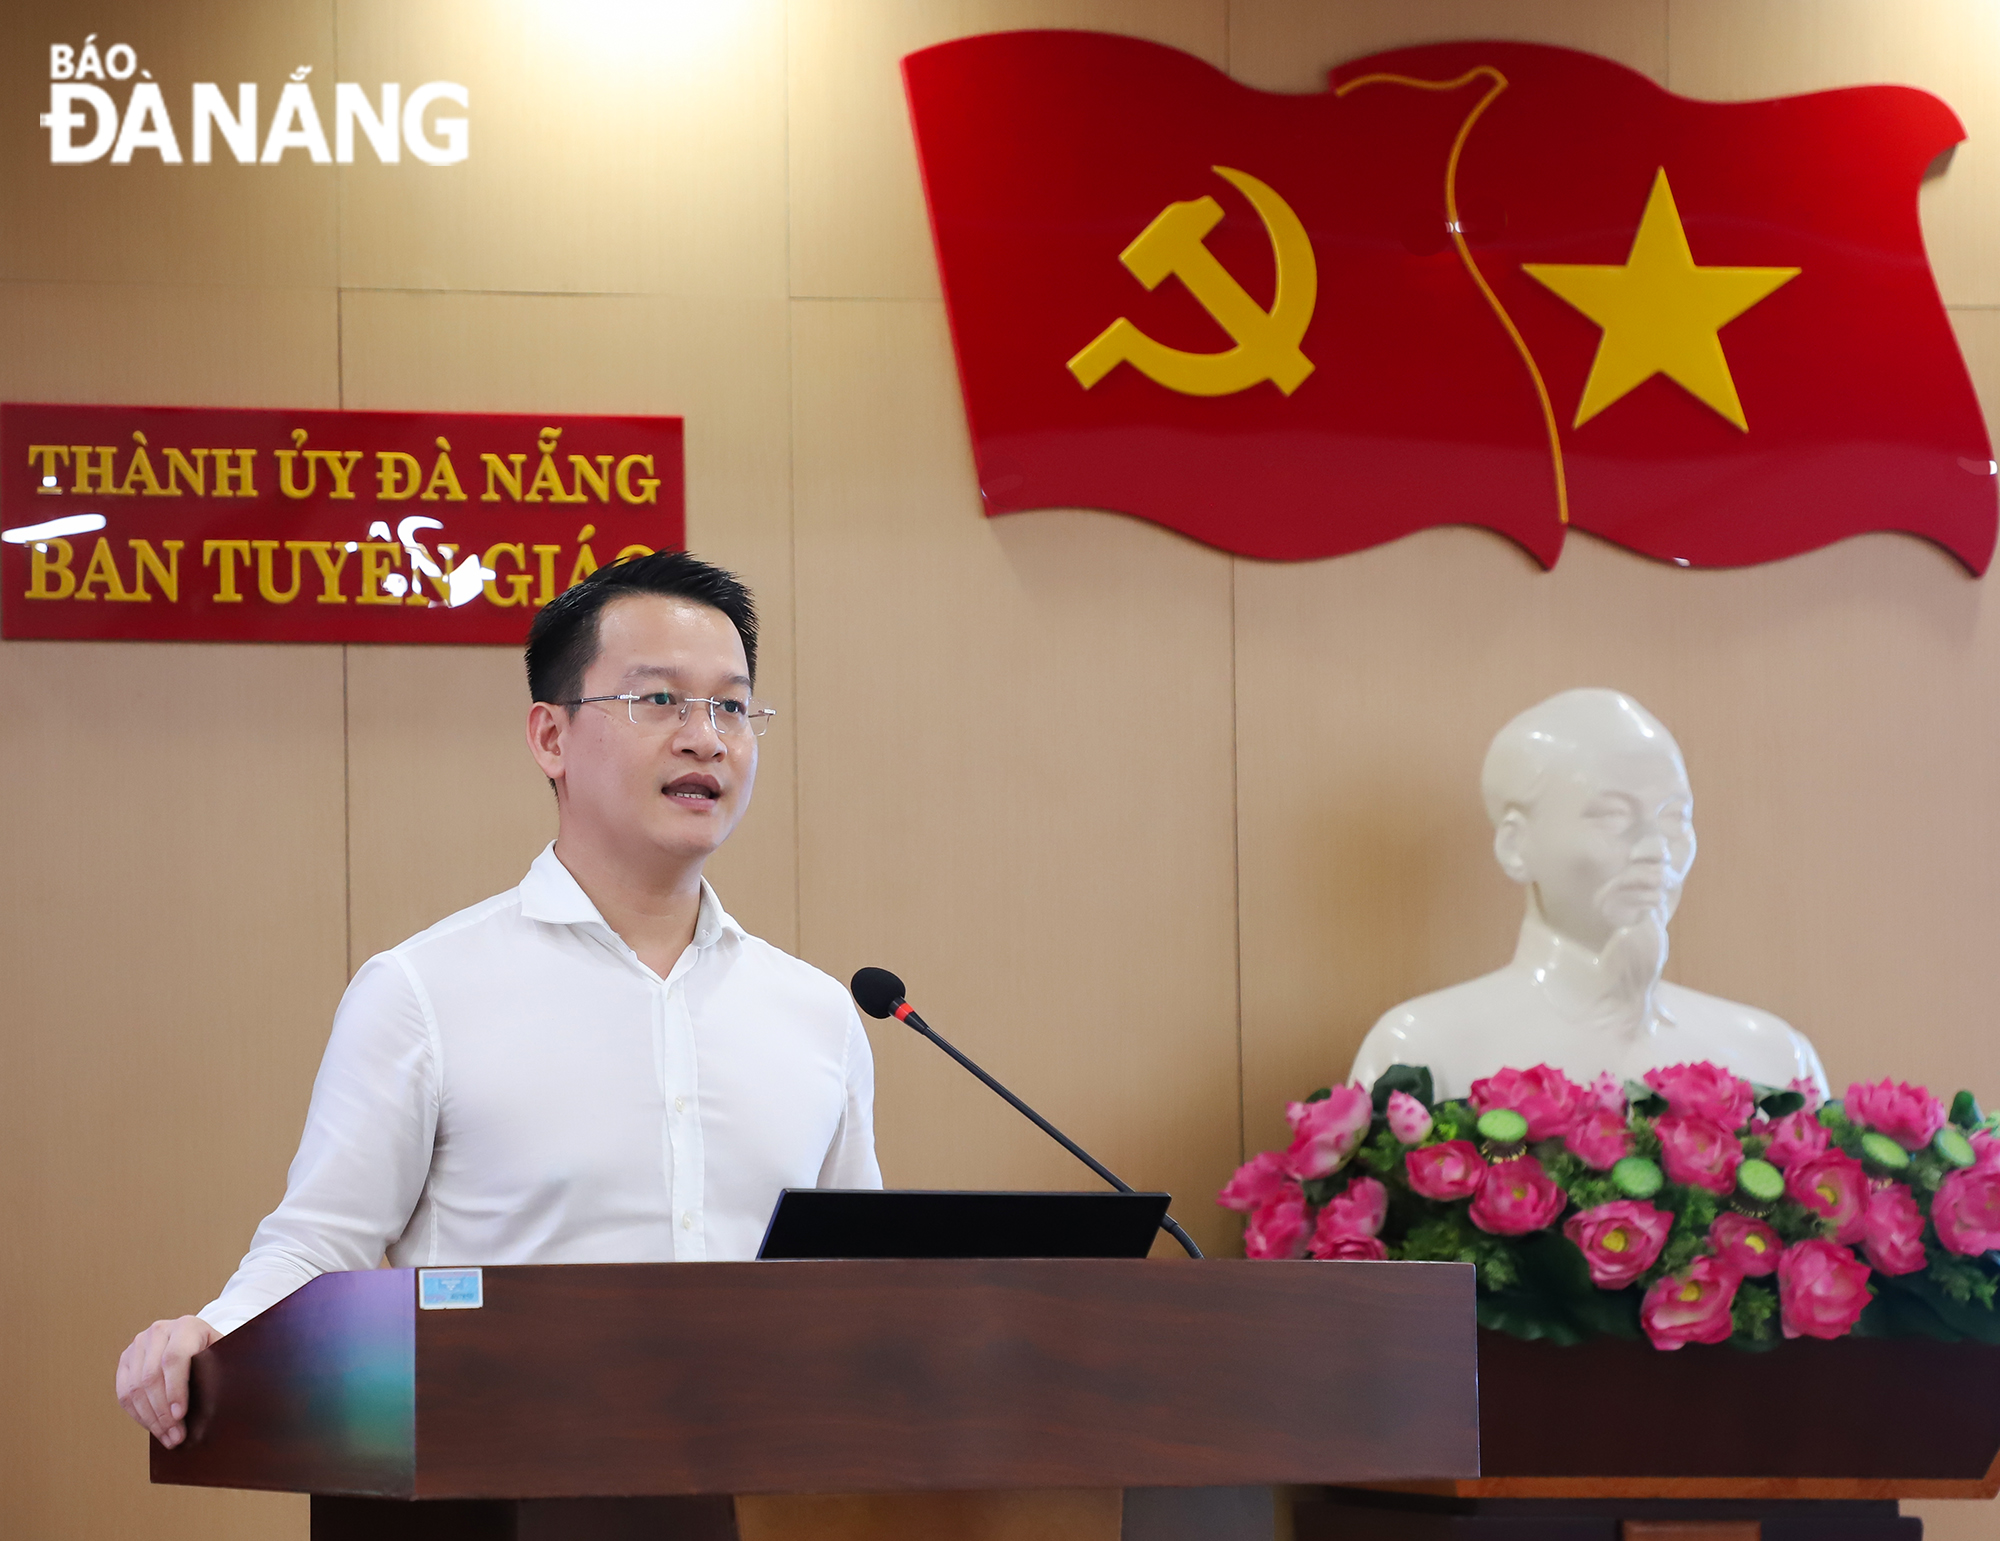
[903,34,1996,572]
[1,404,683,643]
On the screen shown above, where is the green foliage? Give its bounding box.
[1766,1198,1823,1246]
[1730,1280,1779,1347]
[1537,1144,1619,1211]
[1908,1146,1949,1193]
[1303,1087,1331,1104]
[1398,1207,1520,1294]
[1300,1173,1342,1209]
[1354,1125,1404,1181]
[1468,1232,1640,1343]
[1756,1088,1807,1119]
[1929,1249,1999,1309]
[1819,1102,1864,1159]
[1872,1264,2000,1345]
[1368,1063,1433,1114]
[1625,1081,1668,1117]
[1950,1089,1985,1131]
[1644,1184,1721,1283]
[1430,1102,1474,1144]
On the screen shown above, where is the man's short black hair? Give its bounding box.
[525,550,759,708]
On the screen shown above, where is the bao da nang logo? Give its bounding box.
[42,35,467,165]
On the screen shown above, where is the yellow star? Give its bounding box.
[1524,169,1799,431]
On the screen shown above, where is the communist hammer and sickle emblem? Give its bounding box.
[1067,165,1318,397]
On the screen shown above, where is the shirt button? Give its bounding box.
[674,1096,686,1113]
[681,1212,694,1230]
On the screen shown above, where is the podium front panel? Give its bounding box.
[155,1258,1477,1499]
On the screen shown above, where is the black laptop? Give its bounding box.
[756,1189,1170,1260]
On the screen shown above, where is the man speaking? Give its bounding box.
[115,552,880,1449]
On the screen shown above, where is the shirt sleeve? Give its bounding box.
[816,1007,883,1190]
[198,952,439,1335]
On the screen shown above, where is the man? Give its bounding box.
[1350,688,1828,1099]
[116,552,880,1449]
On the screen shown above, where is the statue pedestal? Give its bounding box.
[1296,1331,2000,1541]
[1298,1491,1912,1541]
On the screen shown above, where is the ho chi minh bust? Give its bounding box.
[1350,689,1829,1102]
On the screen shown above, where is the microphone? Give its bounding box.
[851,967,1204,1259]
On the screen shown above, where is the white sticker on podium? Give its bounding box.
[418,1267,484,1309]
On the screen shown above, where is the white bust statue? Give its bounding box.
[1350,689,1829,1101]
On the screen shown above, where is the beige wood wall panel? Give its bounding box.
[338,288,798,955]
[0,283,338,408]
[1234,528,2000,1156]
[790,298,1241,1253]
[1227,0,1668,90]
[786,0,1228,301]
[0,642,343,1541]
[1666,0,2000,308]
[1909,1501,1999,1541]
[334,0,788,297]
[0,0,338,288]
[0,258,338,1539]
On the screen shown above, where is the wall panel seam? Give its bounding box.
[1229,555,1245,1170]
[783,0,803,953]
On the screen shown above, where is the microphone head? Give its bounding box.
[850,967,907,1020]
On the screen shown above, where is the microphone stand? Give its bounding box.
[895,1002,1205,1260]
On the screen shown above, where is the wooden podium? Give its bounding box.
[152,1257,1480,1540]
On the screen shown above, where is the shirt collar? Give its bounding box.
[518,841,746,951]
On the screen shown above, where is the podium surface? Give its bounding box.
[153,1257,1478,1504]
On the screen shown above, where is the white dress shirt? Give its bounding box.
[201,843,880,1334]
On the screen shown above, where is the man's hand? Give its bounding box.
[115,1315,216,1447]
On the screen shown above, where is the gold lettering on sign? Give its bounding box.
[129,540,183,601]
[202,539,253,601]
[298,541,351,604]
[28,538,77,598]
[211,451,257,498]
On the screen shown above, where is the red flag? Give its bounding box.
[904,32,1995,572]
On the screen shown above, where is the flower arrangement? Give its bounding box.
[1219,1062,2000,1350]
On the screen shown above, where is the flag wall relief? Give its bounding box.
[903,33,1996,573]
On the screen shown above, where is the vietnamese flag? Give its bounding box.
[904,32,1995,572]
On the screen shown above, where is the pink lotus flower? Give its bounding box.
[1932,1168,2000,1256]
[1709,1213,1782,1277]
[1243,1189,1312,1259]
[1469,1065,1586,1140]
[1787,1076,1824,1113]
[1309,1176,1388,1259]
[1564,1108,1632,1171]
[1861,1183,1928,1276]
[1654,1116,1744,1196]
[1319,1175,1388,1235]
[1645,1062,1756,1130]
[1762,1110,1830,1171]
[1587,1071,1627,1115]
[1786,1149,1869,1243]
[1283,1085,1373,1179]
[1469,1155,1568,1235]
[1845,1079,1947,1152]
[1640,1256,1740,1350]
[1405,1140,1487,1201]
[1972,1130,2000,1175]
[1563,1200,1671,1288]
[1316,1235,1389,1261]
[1217,1150,1292,1213]
[1778,1238,1872,1339]
[1386,1090,1433,1145]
